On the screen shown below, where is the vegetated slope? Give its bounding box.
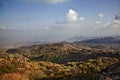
[6,42,89,63]
[0,53,119,80]
[0,42,120,80]
[75,36,120,44]
[6,42,120,64]
[99,61,120,80]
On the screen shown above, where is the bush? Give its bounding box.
[0,64,16,74]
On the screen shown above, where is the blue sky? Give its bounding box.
[0,0,120,42]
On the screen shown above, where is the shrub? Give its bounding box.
[0,64,16,74]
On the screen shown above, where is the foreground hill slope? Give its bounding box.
[0,42,119,80]
[0,53,119,80]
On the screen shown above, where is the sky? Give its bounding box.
[0,0,120,43]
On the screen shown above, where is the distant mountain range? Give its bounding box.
[74,35,120,44]
[66,36,95,42]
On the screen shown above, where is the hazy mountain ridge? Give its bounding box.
[66,36,93,42]
[74,36,120,44]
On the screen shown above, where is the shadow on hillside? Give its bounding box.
[31,51,120,64]
[35,73,98,80]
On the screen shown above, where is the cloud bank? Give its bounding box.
[94,12,120,29]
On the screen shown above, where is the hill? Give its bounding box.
[0,42,120,80]
[6,42,120,63]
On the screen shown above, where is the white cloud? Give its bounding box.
[104,22,111,27]
[94,21,111,28]
[94,16,120,29]
[79,17,85,21]
[54,9,85,28]
[111,13,120,27]
[98,13,104,18]
[95,21,101,24]
[94,12,120,29]
[66,9,78,22]
[66,9,85,23]
[113,20,120,24]
[112,20,120,27]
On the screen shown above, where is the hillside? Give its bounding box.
[0,42,120,80]
[6,43,90,63]
[5,42,120,63]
